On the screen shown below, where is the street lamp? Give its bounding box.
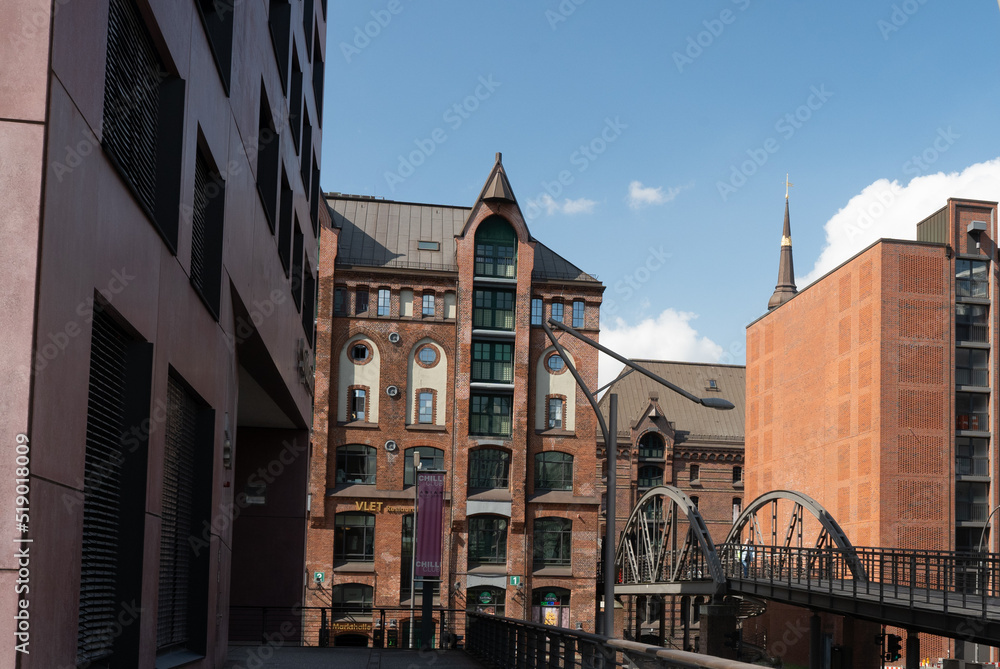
[540,319,734,639]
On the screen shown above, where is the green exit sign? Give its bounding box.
[509,576,521,586]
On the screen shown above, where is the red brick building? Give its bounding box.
[306,155,605,645]
[0,0,326,666]
[745,197,999,664]
[598,361,746,647]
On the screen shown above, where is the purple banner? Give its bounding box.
[414,471,445,578]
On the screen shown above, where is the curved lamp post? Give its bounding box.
[540,319,734,638]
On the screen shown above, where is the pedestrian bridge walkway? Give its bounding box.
[223,646,486,669]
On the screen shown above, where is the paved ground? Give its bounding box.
[223,646,486,669]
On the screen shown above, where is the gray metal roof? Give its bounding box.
[326,194,599,282]
[598,360,746,442]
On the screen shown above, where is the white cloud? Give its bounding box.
[535,194,597,216]
[598,309,724,388]
[800,159,1000,286]
[626,181,686,209]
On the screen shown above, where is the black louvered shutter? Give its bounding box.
[103,0,161,215]
[190,154,209,297]
[77,309,129,664]
[157,377,200,651]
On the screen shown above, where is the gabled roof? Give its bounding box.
[598,360,745,442]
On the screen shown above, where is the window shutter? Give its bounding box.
[77,309,130,663]
[157,377,200,650]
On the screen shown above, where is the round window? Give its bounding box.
[416,344,439,367]
[546,354,565,373]
[349,341,371,364]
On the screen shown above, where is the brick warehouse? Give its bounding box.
[745,196,999,666]
[306,154,605,645]
[598,360,746,649]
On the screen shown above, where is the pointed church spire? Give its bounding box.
[768,176,798,310]
[481,152,516,202]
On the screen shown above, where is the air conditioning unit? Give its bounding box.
[384,440,398,452]
[386,385,399,397]
[388,332,401,344]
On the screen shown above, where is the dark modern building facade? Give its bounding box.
[0,0,325,666]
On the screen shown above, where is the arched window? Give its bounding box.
[535,452,573,491]
[468,515,508,565]
[334,513,375,562]
[403,446,444,486]
[533,517,572,567]
[638,465,663,489]
[638,432,664,459]
[474,216,517,278]
[331,583,373,615]
[469,448,510,489]
[336,445,376,484]
[531,587,570,627]
[467,586,505,616]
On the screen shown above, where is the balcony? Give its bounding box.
[957,368,989,387]
[957,501,990,522]
[957,324,989,343]
[956,457,990,477]
[957,413,989,432]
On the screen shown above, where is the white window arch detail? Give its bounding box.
[535,347,576,431]
[338,335,381,422]
[406,337,448,425]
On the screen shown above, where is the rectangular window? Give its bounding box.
[311,25,324,122]
[475,241,516,278]
[277,170,292,273]
[290,47,302,149]
[473,289,514,330]
[956,481,990,522]
[422,293,435,318]
[355,288,369,315]
[472,341,513,383]
[733,498,742,523]
[196,0,234,91]
[104,0,185,250]
[957,437,990,476]
[404,447,444,485]
[418,392,433,424]
[690,464,700,483]
[77,306,153,666]
[377,288,391,317]
[300,110,312,186]
[257,87,280,231]
[334,287,346,315]
[690,495,699,508]
[957,259,989,298]
[551,302,564,323]
[189,149,225,318]
[470,395,512,437]
[533,518,572,567]
[158,375,214,654]
[350,389,367,422]
[417,240,440,251]
[733,466,743,484]
[468,516,508,565]
[531,298,543,326]
[334,512,375,562]
[268,0,291,91]
[469,449,510,489]
[957,392,989,431]
[548,397,564,429]
[336,445,375,484]
[301,259,316,346]
[572,300,585,328]
[292,218,304,311]
[956,348,989,387]
[535,452,573,491]
[957,304,989,343]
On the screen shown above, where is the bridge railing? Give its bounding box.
[720,543,1000,618]
[465,612,765,669]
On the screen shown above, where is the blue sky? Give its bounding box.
[320,1,1000,384]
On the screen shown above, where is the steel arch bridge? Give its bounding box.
[614,488,1000,646]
